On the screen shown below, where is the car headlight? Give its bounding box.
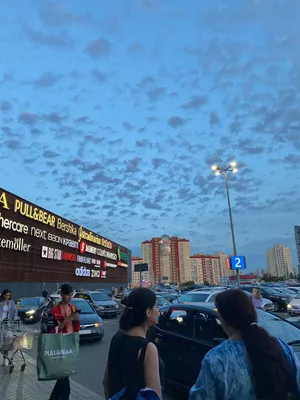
[97,306,105,310]
[115,304,119,309]
[25,310,36,315]
[287,304,292,309]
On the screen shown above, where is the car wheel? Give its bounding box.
[96,337,103,342]
[273,302,279,312]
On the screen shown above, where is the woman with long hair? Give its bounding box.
[251,287,263,309]
[190,288,300,400]
[103,288,163,399]
[0,289,18,366]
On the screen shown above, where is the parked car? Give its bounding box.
[178,290,225,304]
[16,297,47,323]
[160,293,180,304]
[243,291,274,312]
[148,303,300,397]
[241,285,292,311]
[74,290,120,318]
[287,294,300,315]
[42,298,104,341]
[157,296,172,309]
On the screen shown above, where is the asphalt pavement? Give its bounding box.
[20,311,289,399]
[23,317,119,398]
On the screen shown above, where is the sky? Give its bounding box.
[1,0,300,272]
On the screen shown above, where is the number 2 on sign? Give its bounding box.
[235,257,241,268]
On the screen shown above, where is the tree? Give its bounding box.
[289,273,295,280]
[203,281,210,286]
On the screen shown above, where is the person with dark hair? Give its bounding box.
[190,288,300,400]
[103,288,162,399]
[47,283,80,400]
[0,289,18,366]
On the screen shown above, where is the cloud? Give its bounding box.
[85,38,111,59]
[34,72,62,88]
[38,2,91,27]
[125,157,142,173]
[19,112,38,125]
[43,150,59,158]
[136,139,153,149]
[143,199,161,210]
[168,116,186,128]
[128,42,145,54]
[182,95,208,110]
[152,158,168,168]
[0,101,12,112]
[23,25,71,48]
[43,113,67,124]
[91,69,107,82]
[123,122,134,131]
[147,87,166,102]
[209,111,220,128]
[4,140,22,150]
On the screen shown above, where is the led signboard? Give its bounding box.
[0,188,129,283]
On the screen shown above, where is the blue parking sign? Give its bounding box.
[230,256,246,270]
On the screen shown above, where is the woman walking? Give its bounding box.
[103,288,163,399]
[190,288,300,400]
[0,289,18,366]
[251,287,263,309]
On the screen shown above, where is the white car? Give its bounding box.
[178,290,226,304]
[287,294,300,315]
[178,289,274,312]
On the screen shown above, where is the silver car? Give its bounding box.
[75,290,120,318]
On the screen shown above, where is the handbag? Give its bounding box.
[109,342,160,400]
[37,332,79,381]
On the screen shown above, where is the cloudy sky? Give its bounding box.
[1,0,299,271]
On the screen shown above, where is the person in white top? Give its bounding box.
[0,289,18,366]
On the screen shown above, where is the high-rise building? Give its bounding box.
[294,226,300,264]
[256,269,265,278]
[131,256,151,287]
[141,235,191,284]
[215,251,231,277]
[266,244,293,278]
[190,254,222,285]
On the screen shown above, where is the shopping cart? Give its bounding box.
[0,319,30,373]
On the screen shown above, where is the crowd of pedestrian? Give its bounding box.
[1,285,300,399]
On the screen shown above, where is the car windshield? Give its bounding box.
[257,310,300,343]
[71,300,94,314]
[18,298,40,306]
[263,288,280,295]
[91,293,110,301]
[179,293,210,303]
[157,297,171,306]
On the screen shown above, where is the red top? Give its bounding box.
[50,303,80,334]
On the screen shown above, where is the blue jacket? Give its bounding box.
[0,300,18,320]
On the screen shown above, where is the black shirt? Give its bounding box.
[108,331,163,398]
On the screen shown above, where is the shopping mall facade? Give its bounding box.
[0,188,131,297]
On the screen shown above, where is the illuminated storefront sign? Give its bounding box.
[0,214,29,234]
[78,226,112,249]
[102,260,107,268]
[117,261,128,268]
[82,242,117,260]
[75,266,100,278]
[117,246,128,262]
[107,263,117,268]
[0,237,31,252]
[100,271,107,279]
[41,246,62,260]
[62,252,77,262]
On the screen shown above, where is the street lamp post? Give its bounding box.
[211,162,240,287]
